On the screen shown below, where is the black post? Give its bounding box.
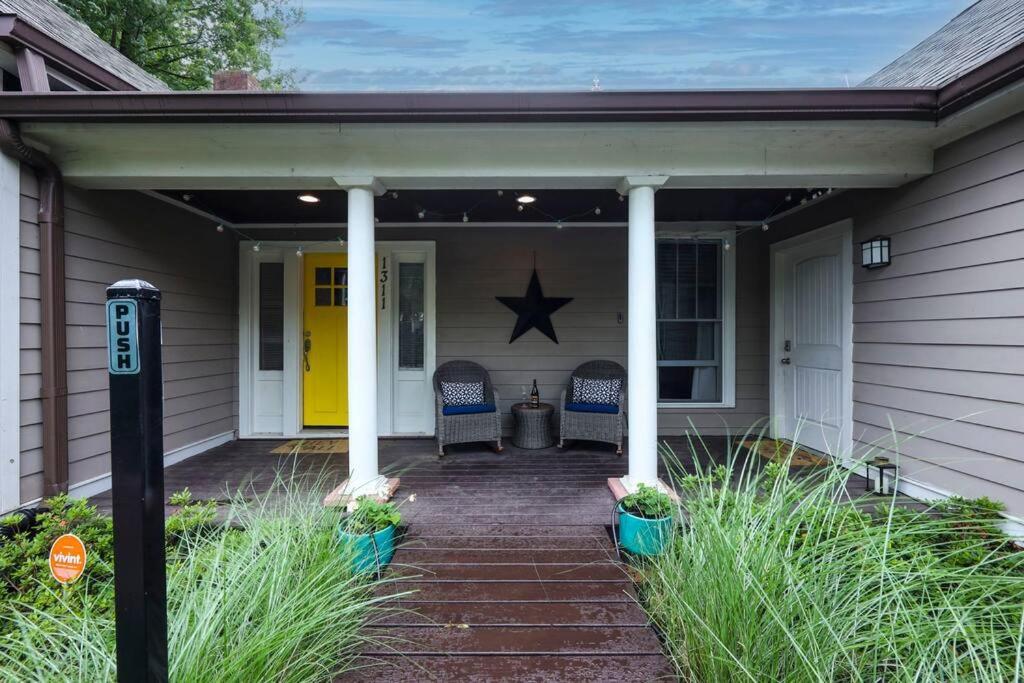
[106,279,168,683]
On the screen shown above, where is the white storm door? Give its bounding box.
[776,227,852,456]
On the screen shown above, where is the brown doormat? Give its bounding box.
[271,439,349,455]
[741,439,830,467]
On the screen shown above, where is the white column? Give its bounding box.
[618,176,667,490]
[336,177,385,495]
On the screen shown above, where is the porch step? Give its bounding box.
[362,625,663,655]
[391,548,617,563]
[377,580,636,602]
[343,654,675,682]
[390,561,627,581]
[401,523,611,539]
[372,600,650,627]
[397,534,613,550]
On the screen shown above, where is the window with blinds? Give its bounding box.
[258,262,284,371]
[398,262,425,369]
[656,239,722,402]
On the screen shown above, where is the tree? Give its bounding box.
[55,0,302,90]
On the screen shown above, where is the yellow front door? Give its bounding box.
[303,253,349,427]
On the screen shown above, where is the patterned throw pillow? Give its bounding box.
[440,380,486,406]
[572,377,622,406]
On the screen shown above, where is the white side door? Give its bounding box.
[773,223,853,457]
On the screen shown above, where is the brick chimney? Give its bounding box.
[212,70,260,91]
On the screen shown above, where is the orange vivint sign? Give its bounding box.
[49,534,87,585]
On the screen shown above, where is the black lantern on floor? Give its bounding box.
[860,236,891,269]
[865,457,898,495]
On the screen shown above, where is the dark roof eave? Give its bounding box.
[937,41,1024,117]
[0,14,140,92]
[0,88,939,124]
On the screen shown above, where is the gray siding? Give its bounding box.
[381,225,771,435]
[19,177,237,503]
[850,111,1024,516]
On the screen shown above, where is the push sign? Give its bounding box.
[105,278,169,682]
[106,299,139,374]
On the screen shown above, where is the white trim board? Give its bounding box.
[838,456,1024,542]
[0,152,21,513]
[19,431,236,506]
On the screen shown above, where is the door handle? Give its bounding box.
[780,357,791,365]
[303,336,311,372]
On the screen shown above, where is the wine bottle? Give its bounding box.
[530,379,540,407]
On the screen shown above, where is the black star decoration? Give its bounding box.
[496,269,573,344]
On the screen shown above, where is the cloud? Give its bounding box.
[275,0,974,90]
[289,18,469,56]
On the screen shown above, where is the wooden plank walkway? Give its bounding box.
[350,444,674,681]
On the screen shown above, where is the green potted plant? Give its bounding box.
[338,496,401,573]
[617,484,674,556]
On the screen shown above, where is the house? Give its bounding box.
[1,0,1023,533]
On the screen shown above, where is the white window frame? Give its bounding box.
[654,225,736,409]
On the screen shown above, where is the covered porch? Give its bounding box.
[4,94,944,511]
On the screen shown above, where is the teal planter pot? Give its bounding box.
[617,505,673,556]
[338,524,396,573]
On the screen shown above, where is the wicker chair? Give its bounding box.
[433,361,503,456]
[559,360,626,455]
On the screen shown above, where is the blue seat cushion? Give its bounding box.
[566,402,618,414]
[442,402,496,416]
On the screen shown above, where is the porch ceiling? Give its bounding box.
[18,120,935,190]
[165,188,795,225]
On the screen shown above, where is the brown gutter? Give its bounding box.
[937,41,1024,118]
[0,15,141,92]
[0,88,938,124]
[0,119,68,496]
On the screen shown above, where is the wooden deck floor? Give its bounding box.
[89,436,904,682]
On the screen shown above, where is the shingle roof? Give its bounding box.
[0,0,167,91]
[862,0,1024,87]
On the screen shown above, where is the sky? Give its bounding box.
[274,0,976,91]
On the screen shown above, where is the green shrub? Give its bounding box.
[0,474,402,681]
[343,496,400,534]
[168,487,194,507]
[0,495,115,634]
[620,483,673,519]
[640,440,1024,682]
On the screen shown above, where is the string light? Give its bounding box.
[417,209,426,219]
[516,204,524,212]
[594,207,601,216]
[496,190,504,197]
[215,224,224,233]
[761,223,770,232]
[390,191,399,199]
[462,212,469,223]
[555,221,564,230]
[252,242,261,253]
[295,246,303,257]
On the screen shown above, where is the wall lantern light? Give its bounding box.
[860,236,891,269]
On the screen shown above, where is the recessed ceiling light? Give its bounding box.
[516,194,536,204]
[298,193,320,204]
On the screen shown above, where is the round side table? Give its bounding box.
[511,402,555,449]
